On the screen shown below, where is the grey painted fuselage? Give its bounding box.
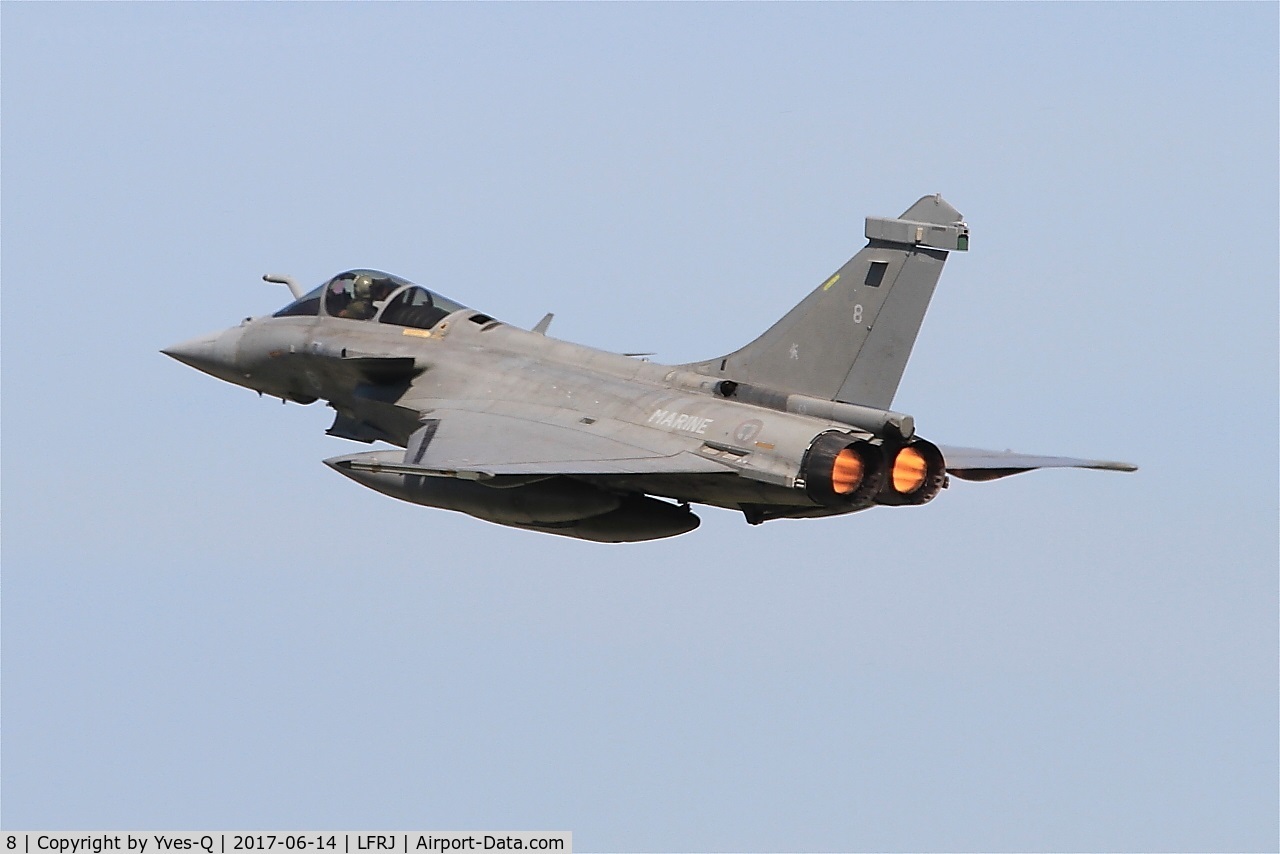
[165,196,1135,542]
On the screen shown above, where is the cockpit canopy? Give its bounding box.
[272,269,468,330]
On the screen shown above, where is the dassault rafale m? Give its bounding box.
[164,195,1135,542]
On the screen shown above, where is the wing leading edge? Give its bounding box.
[328,406,734,479]
[939,445,1138,482]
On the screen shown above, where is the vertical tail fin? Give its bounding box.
[685,195,967,410]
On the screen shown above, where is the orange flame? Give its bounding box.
[892,446,928,494]
[832,448,864,495]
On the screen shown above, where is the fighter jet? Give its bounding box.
[164,194,1135,542]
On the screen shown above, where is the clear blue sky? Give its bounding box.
[3,3,1276,851]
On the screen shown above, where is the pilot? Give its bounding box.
[340,274,378,319]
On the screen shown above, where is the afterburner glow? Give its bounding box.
[832,448,865,494]
[892,446,928,493]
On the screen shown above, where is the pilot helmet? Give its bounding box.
[353,274,374,298]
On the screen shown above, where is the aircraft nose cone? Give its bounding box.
[161,331,218,367]
[162,327,244,382]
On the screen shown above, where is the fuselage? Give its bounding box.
[165,200,1136,541]
[164,267,952,540]
[171,304,899,515]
